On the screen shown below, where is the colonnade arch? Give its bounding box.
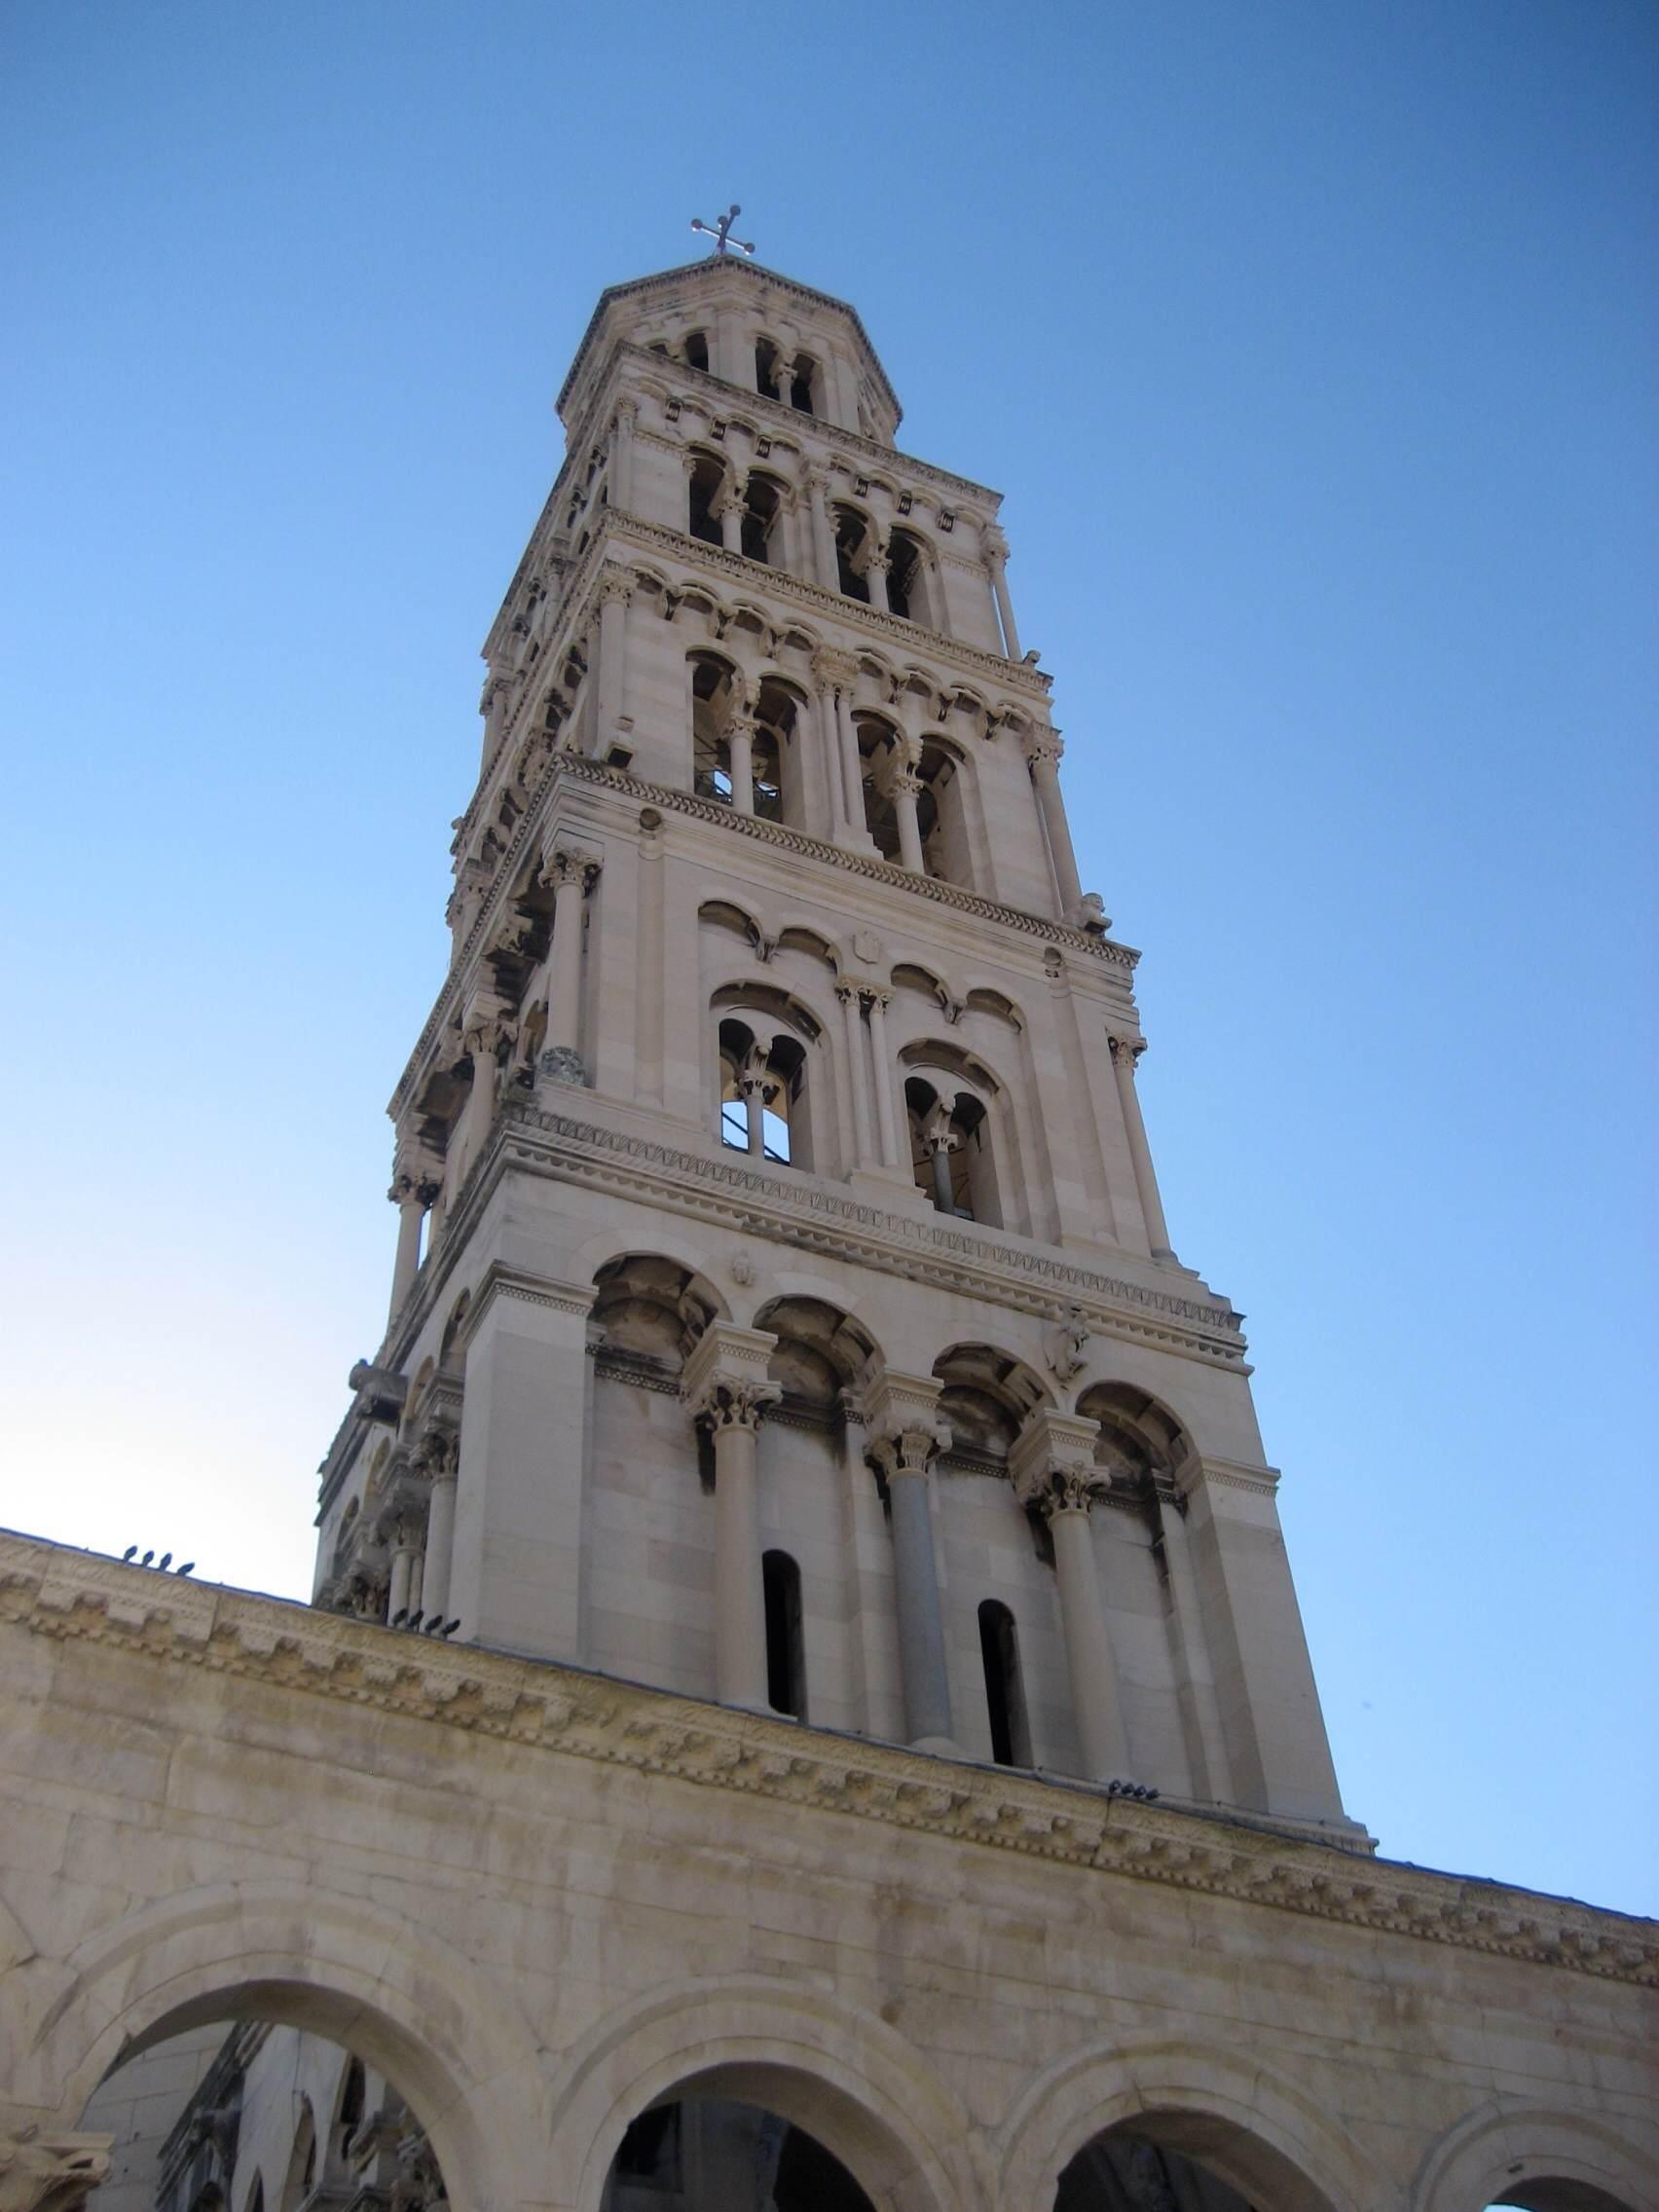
[18,1884,540,2212]
[1414,2103,1659,2212]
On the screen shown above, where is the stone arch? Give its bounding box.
[753,1295,879,1412]
[1413,2102,1659,2212]
[931,1342,1051,1471]
[900,1038,1022,1230]
[25,1882,542,2212]
[547,1974,979,2212]
[587,1250,728,1370]
[996,2035,1378,2212]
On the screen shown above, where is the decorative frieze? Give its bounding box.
[5,1535,1653,1988]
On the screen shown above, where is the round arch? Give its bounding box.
[27,1882,543,2212]
[547,1975,982,2212]
[1413,2102,1659,2212]
[996,2035,1381,2212]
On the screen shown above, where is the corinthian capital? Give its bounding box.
[687,1376,782,1433]
[679,1319,781,1433]
[982,524,1010,567]
[1022,725,1064,770]
[867,1424,950,1484]
[596,570,634,608]
[1010,1410,1106,1518]
[540,843,603,894]
[1107,1032,1145,1074]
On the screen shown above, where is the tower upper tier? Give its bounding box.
[556,256,903,446]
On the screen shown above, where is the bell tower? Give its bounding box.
[315,253,1364,1843]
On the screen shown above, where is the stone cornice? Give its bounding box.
[493,1101,1244,1360]
[4,1533,1654,1990]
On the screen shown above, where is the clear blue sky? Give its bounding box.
[3,2,1654,1918]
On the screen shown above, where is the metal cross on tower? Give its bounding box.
[690,204,756,257]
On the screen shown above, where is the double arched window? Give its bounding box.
[717,1012,809,1167]
[904,1069,1001,1226]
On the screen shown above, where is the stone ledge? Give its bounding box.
[3,1533,1654,1991]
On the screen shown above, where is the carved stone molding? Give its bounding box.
[6,1534,1656,1986]
[1010,1410,1105,1517]
[0,2133,113,2212]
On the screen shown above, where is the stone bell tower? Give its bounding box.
[313,252,1363,1842]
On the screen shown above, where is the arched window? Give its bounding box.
[906,1075,999,1226]
[886,527,933,626]
[689,651,741,802]
[790,352,820,416]
[740,471,787,567]
[832,505,875,603]
[762,1549,806,1718]
[685,451,725,547]
[718,1015,807,1166]
[978,1600,1031,1767]
[755,336,785,401]
[852,715,974,886]
[682,329,709,373]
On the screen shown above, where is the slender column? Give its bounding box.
[833,683,864,835]
[806,468,837,589]
[886,739,926,874]
[539,847,602,1085]
[596,574,632,749]
[387,1179,426,1319]
[1013,1414,1131,1782]
[634,806,666,1104]
[837,982,874,1166]
[1108,1034,1175,1259]
[921,1100,960,1212]
[865,989,902,1168]
[459,1013,507,1178]
[865,1391,957,1750]
[864,541,891,613]
[727,712,756,815]
[985,527,1020,657]
[813,675,849,833]
[1024,730,1085,920]
[421,1437,459,1623]
[682,1324,781,1713]
[610,397,637,513]
[387,1526,416,1622]
[719,476,746,554]
[1155,1488,1233,1803]
[738,1043,775,1157]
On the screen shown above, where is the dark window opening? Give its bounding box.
[686,455,723,548]
[683,330,709,373]
[978,1599,1031,1767]
[615,2102,682,2185]
[791,357,817,415]
[756,339,785,403]
[763,1549,807,1718]
[835,508,871,603]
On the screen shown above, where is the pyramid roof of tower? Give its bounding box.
[555,257,902,426]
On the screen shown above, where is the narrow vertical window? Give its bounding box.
[763,1548,807,1718]
[978,1599,1031,1767]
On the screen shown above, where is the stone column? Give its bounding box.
[865,1382,957,1753]
[837,981,874,1166]
[1154,1485,1233,1804]
[387,1523,418,1622]
[596,573,633,753]
[864,540,891,613]
[1012,1412,1131,1783]
[719,477,746,555]
[420,1434,460,1624]
[1108,1034,1175,1260]
[1024,729,1085,920]
[737,1042,776,1157]
[634,806,666,1104]
[539,847,602,1086]
[458,1011,509,1183]
[885,738,927,874]
[832,675,865,838]
[865,989,903,1169]
[610,397,637,513]
[985,527,1020,657]
[921,1100,961,1213]
[806,468,838,589]
[682,1322,782,1713]
[727,711,756,815]
[812,671,850,833]
[387,1176,427,1320]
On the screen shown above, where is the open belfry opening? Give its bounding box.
[10,248,1654,2212]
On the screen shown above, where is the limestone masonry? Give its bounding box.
[4,255,1654,2212]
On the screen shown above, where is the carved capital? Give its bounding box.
[983,525,1010,568]
[921,1101,960,1155]
[0,2133,113,2212]
[613,396,639,429]
[687,1376,782,1433]
[867,1424,950,1484]
[596,571,634,608]
[540,845,603,895]
[736,1043,779,1103]
[1010,1410,1105,1518]
[1022,726,1063,771]
[1107,1032,1145,1075]
[811,647,858,691]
